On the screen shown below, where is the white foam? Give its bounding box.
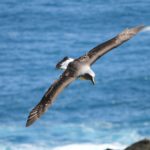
[52,143,126,150]
[0,143,50,150]
[0,142,126,150]
[143,26,150,32]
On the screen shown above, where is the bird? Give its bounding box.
[26,25,144,127]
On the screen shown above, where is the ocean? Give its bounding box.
[0,0,150,149]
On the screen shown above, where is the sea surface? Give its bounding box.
[0,0,150,150]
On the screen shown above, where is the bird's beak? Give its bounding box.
[91,77,95,85]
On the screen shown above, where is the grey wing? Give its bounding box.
[26,70,76,127]
[84,25,144,65]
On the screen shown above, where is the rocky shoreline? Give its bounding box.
[106,139,150,150]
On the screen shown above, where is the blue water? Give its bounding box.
[0,0,150,149]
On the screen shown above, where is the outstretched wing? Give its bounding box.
[26,69,76,127]
[83,25,144,65]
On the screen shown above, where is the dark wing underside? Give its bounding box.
[81,25,144,65]
[26,70,76,127]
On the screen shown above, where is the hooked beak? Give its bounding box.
[91,77,95,85]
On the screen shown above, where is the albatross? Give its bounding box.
[26,25,144,127]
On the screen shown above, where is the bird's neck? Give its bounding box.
[80,65,95,77]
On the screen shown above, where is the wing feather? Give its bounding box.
[83,25,145,65]
[26,70,76,127]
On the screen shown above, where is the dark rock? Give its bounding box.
[125,139,150,150]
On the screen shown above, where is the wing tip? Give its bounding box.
[25,104,46,127]
[25,115,36,127]
[118,24,145,41]
[131,24,145,32]
[26,120,32,127]
[124,24,145,35]
[25,110,39,127]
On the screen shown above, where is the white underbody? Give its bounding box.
[79,64,95,77]
[59,57,95,78]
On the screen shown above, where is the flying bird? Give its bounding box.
[26,25,144,127]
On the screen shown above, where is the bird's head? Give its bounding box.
[84,72,95,85]
[88,68,96,85]
[88,73,95,85]
[90,75,95,85]
[56,56,74,70]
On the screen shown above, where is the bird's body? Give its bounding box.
[26,25,145,127]
[56,57,95,83]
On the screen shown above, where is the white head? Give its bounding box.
[87,68,95,84]
[56,57,74,70]
[80,65,96,85]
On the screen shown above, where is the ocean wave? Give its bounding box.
[0,143,50,150]
[53,143,126,150]
[143,26,150,32]
[0,124,143,150]
[0,142,126,150]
